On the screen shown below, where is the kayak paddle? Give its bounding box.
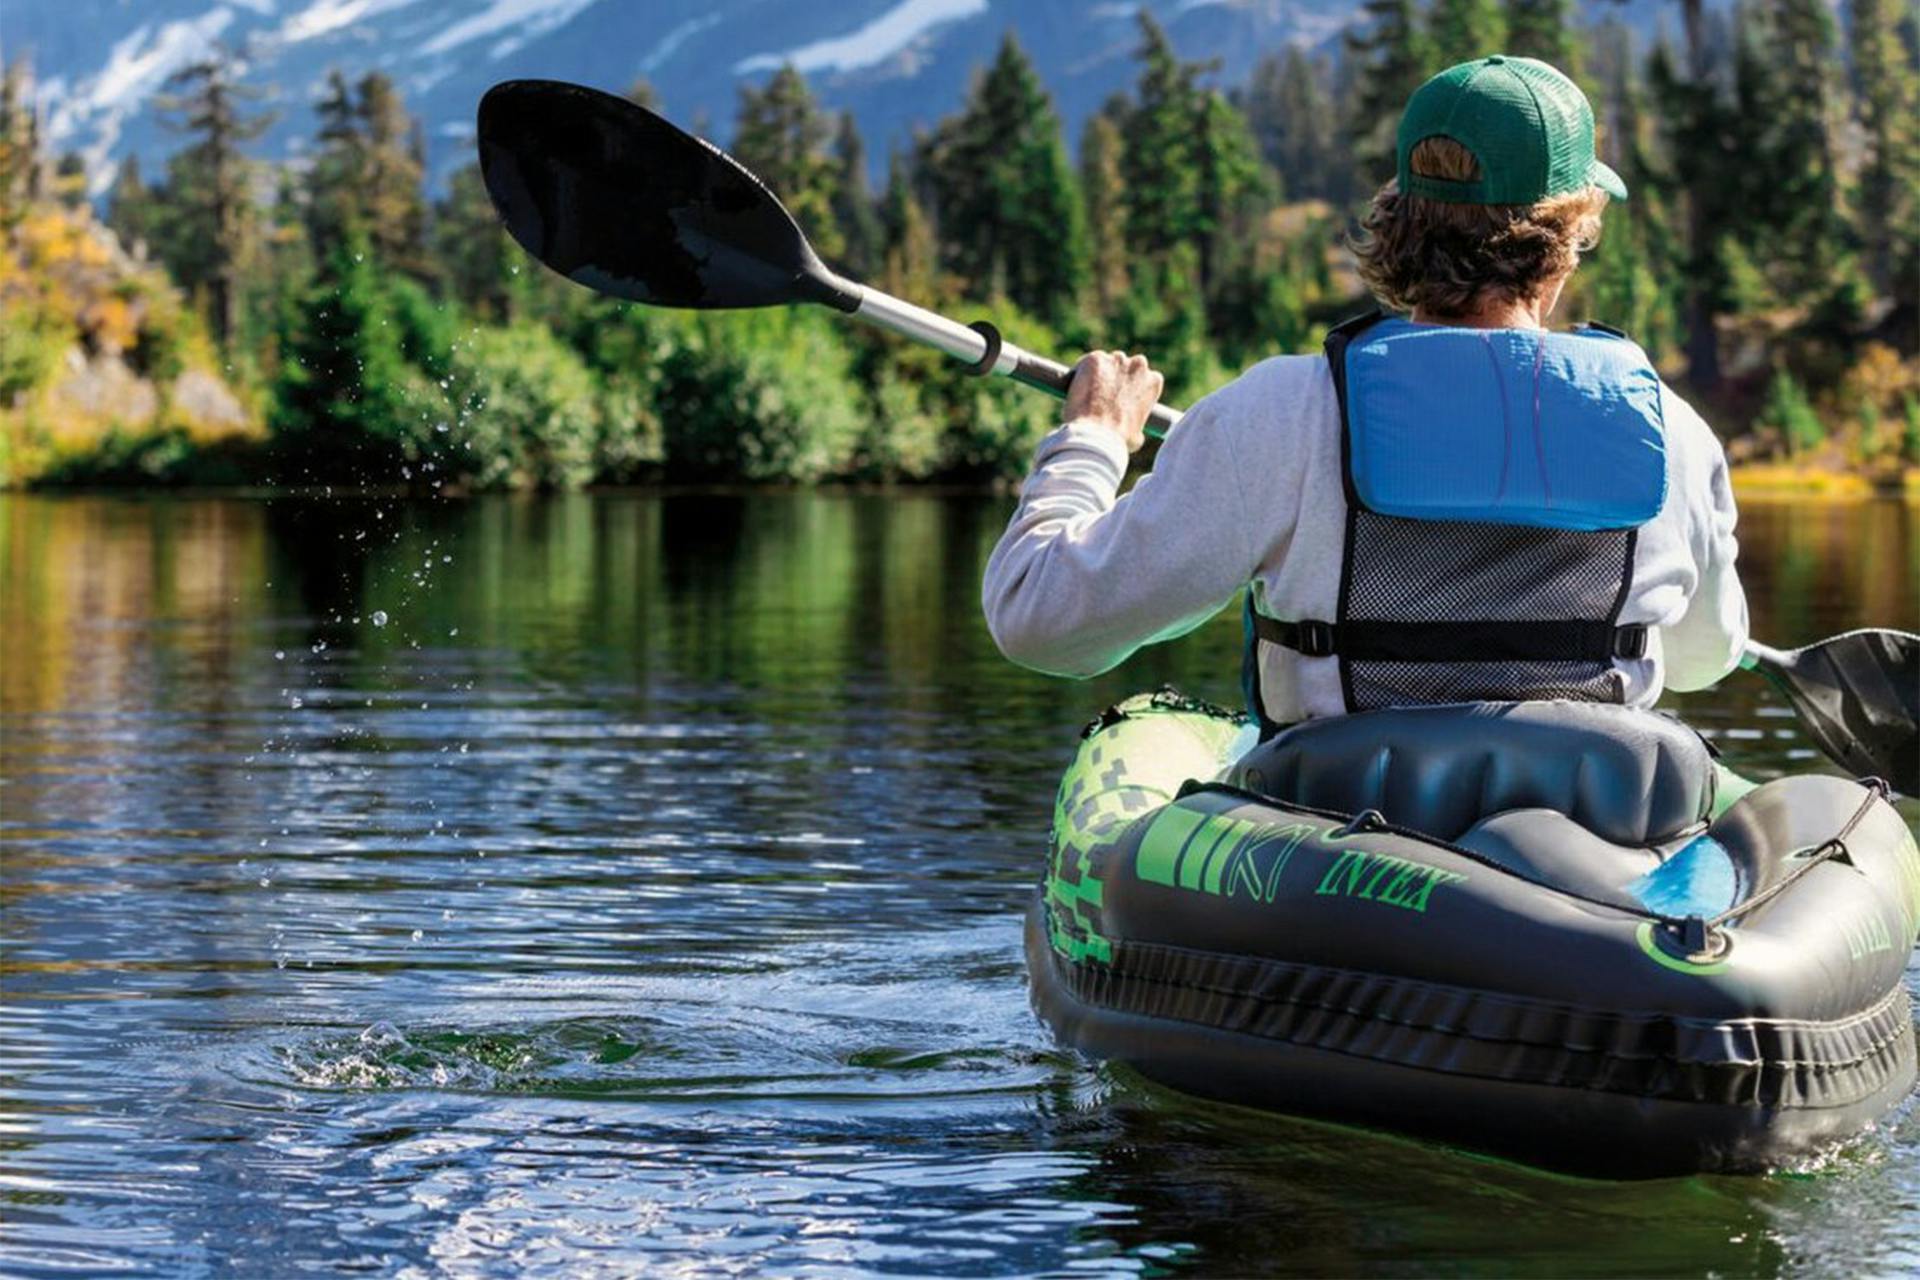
[474,78,1183,437]
[1741,630,1918,794]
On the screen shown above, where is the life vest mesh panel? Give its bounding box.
[1345,509,1633,624]
[1342,508,1634,710]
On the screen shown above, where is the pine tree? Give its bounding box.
[1428,0,1507,67]
[307,71,360,257]
[1847,0,1920,295]
[436,159,517,320]
[1191,89,1271,299]
[251,169,315,364]
[305,72,428,272]
[272,226,410,472]
[1118,13,1206,254]
[1578,36,1684,359]
[0,59,41,228]
[1245,47,1338,203]
[1648,32,1729,388]
[829,111,883,280]
[356,73,429,273]
[105,156,154,254]
[1080,113,1130,320]
[1741,0,1847,303]
[1503,0,1581,75]
[624,78,662,111]
[879,152,939,303]
[1346,0,1433,190]
[916,33,1087,324]
[154,51,274,345]
[732,65,843,261]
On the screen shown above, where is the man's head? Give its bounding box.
[1353,56,1624,320]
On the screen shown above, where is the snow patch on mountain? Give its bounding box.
[277,0,421,45]
[88,11,239,116]
[641,15,725,77]
[420,0,605,57]
[735,0,988,76]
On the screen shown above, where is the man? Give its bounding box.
[982,55,1747,735]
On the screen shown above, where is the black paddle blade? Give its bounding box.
[1755,629,1919,793]
[476,79,849,310]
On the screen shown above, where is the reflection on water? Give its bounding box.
[0,491,1915,1278]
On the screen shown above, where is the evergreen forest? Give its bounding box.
[1,2,1914,490]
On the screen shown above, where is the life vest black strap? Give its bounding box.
[1254,614,1649,663]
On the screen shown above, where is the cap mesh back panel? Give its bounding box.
[1343,508,1633,710]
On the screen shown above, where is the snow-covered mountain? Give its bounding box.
[8,0,1655,196]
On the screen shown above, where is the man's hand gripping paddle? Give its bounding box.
[475,78,1182,438]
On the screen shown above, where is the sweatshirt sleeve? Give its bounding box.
[1661,398,1751,692]
[981,388,1260,678]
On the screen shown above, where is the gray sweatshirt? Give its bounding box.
[981,350,1749,722]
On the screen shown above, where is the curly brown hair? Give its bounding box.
[1350,137,1609,318]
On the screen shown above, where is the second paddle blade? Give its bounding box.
[477,79,833,310]
[1764,628,1919,794]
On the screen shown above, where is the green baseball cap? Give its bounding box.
[1396,55,1627,204]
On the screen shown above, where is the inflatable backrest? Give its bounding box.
[1230,701,1713,846]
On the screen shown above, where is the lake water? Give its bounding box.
[2,491,1916,1278]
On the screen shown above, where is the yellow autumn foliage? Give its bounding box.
[1,201,260,485]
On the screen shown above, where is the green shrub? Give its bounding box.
[852,369,944,481]
[565,301,675,481]
[1759,366,1825,458]
[594,373,664,481]
[390,276,456,380]
[441,322,601,489]
[654,309,864,481]
[939,376,1058,480]
[0,297,70,402]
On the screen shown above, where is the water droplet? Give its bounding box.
[371,611,389,627]
[274,650,285,660]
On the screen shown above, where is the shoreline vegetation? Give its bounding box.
[2,5,1915,493]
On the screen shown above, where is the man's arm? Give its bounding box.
[1663,402,1751,692]
[982,353,1260,677]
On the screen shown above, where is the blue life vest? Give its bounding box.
[1245,311,1670,732]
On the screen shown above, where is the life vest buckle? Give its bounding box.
[1612,625,1650,660]
[1297,619,1336,658]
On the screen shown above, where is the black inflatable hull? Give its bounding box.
[1026,695,1920,1177]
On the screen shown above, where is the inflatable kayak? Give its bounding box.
[1027,690,1920,1177]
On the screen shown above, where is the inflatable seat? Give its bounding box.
[1228,702,1717,908]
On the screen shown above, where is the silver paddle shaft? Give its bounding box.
[849,286,1184,438]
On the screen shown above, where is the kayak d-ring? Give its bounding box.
[961,320,1003,376]
[1332,809,1387,838]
